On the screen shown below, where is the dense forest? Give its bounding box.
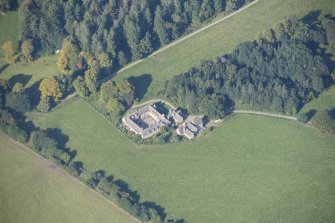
[165,15,335,118]
[19,0,250,66]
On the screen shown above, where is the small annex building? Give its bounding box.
[169,109,184,125]
[176,115,204,139]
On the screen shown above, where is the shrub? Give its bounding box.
[311,110,335,134]
[6,125,28,143]
[5,92,31,113]
[37,96,51,112]
[297,112,309,123]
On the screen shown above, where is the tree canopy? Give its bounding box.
[19,0,249,65]
[165,16,335,118]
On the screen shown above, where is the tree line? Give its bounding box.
[165,15,335,119]
[19,0,250,67]
[0,81,187,223]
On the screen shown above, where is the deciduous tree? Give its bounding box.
[21,39,34,62]
[39,77,63,101]
[57,39,79,74]
[2,41,15,63]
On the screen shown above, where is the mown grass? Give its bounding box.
[27,99,335,223]
[116,0,335,101]
[0,11,20,57]
[0,134,138,223]
[0,56,59,88]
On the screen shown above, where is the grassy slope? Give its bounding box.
[116,0,335,101]
[0,11,58,88]
[300,85,335,113]
[0,56,59,88]
[27,99,335,223]
[0,134,138,223]
[0,11,19,57]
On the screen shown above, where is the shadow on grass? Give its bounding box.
[45,127,77,160]
[26,80,41,107]
[113,179,140,201]
[142,201,167,220]
[301,10,321,25]
[0,64,9,74]
[8,74,32,87]
[128,74,152,101]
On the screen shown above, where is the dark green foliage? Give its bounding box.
[311,110,335,134]
[0,108,27,143]
[72,76,88,97]
[0,79,9,106]
[0,0,10,13]
[5,92,31,113]
[297,112,309,123]
[20,0,247,64]
[29,130,70,160]
[99,79,135,117]
[165,17,334,118]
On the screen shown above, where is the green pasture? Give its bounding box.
[0,56,59,88]
[26,99,335,223]
[0,134,138,223]
[116,0,335,101]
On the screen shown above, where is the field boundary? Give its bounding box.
[0,132,141,223]
[234,110,297,121]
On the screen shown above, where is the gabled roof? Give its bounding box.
[171,110,184,123]
[186,122,198,133]
[184,128,195,139]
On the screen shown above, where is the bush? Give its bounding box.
[6,125,28,143]
[37,96,51,112]
[311,110,335,134]
[297,112,309,123]
[5,92,31,113]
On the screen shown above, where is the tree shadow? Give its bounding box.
[26,80,41,107]
[301,10,321,25]
[306,109,317,120]
[7,74,32,87]
[330,107,335,119]
[0,64,9,74]
[175,219,188,223]
[113,179,140,202]
[141,201,167,220]
[155,102,169,115]
[128,74,152,101]
[45,128,69,150]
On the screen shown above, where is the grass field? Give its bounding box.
[300,85,335,114]
[0,134,138,223]
[27,99,335,223]
[0,56,59,88]
[116,0,335,101]
[0,11,20,57]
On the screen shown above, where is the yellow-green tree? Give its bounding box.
[12,82,24,93]
[2,41,15,63]
[39,77,62,101]
[21,39,34,62]
[57,39,78,74]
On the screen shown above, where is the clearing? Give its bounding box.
[26,99,335,223]
[0,134,139,223]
